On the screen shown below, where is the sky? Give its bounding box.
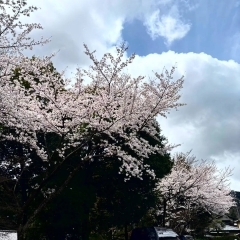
[23,0,240,191]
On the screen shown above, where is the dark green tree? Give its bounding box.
[21,124,172,240]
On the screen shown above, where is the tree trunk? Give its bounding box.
[17,165,28,240]
[17,226,26,240]
[81,161,95,240]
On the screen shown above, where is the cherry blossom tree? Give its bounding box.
[0,1,185,239]
[0,0,48,74]
[156,152,234,234]
[0,0,49,131]
[1,45,184,240]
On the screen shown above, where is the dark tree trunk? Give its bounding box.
[17,226,26,240]
[17,164,28,240]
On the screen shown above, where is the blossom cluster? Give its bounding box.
[157,153,234,215]
[0,1,185,180]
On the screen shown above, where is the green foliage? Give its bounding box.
[87,128,172,238]
[228,206,239,220]
[191,211,214,236]
[19,124,171,239]
[10,57,63,90]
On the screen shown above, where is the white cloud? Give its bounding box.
[126,51,240,191]
[26,0,126,74]
[25,0,192,70]
[144,8,191,46]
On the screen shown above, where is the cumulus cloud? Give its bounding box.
[26,0,125,74]
[144,8,191,45]
[26,0,192,69]
[126,52,240,190]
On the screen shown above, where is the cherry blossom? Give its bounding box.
[1,44,185,180]
[156,152,234,231]
[0,2,185,236]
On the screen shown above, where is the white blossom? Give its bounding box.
[0,1,184,179]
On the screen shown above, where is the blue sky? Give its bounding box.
[27,0,240,191]
[122,0,240,62]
